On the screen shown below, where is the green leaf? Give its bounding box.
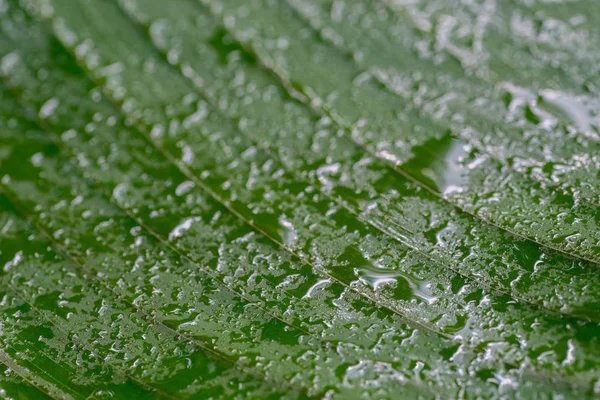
[0,0,599,398]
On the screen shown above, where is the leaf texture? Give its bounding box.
[0,0,599,398]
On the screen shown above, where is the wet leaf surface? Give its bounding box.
[0,0,599,398]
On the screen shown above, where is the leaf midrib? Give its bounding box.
[0,347,77,400]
